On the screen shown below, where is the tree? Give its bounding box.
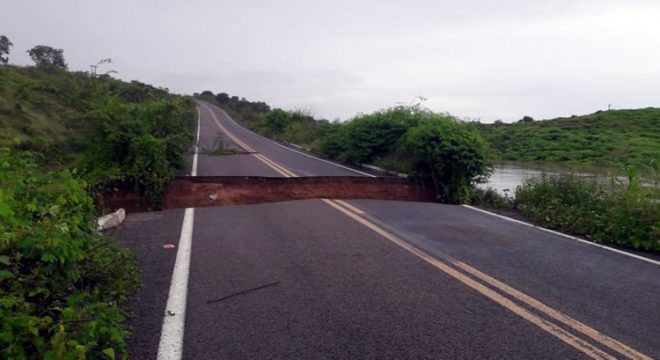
[261,108,291,135]
[27,45,67,69]
[403,115,490,203]
[215,92,230,104]
[0,35,13,64]
[338,107,422,164]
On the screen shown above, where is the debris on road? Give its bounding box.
[162,244,176,249]
[207,281,281,304]
[97,208,126,231]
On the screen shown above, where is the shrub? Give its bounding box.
[514,172,659,251]
[403,116,491,203]
[83,98,195,207]
[259,108,291,135]
[331,107,423,164]
[470,187,513,208]
[0,149,140,359]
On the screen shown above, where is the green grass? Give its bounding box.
[476,108,660,168]
[0,66,96,154]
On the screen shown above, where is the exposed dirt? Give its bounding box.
[102,176,435,213]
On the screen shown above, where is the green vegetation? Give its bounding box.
[320,108,490,202]
[0,65,196,205]
[514,171,659,251]
[1,150,140,359]
[476,108,660,168]
[2,57,195,357]
[403,117,490,203]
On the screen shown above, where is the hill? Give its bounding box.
[1,65,195,358]
[0,65,193,163]
[0,65,195,200]
[476,108,660,169]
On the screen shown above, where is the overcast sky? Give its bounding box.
[3,0,659,122]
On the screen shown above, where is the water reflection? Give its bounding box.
[479,164,554,194]
[479,162,633,195]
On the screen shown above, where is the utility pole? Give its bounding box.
[89,58,112,77]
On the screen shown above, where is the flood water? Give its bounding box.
[480,162,630,195]
[480,164,549,194]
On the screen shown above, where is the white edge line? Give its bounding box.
[156,105,202,360]
[206,102,377,178]
[191,106,201,177]
[156,208,194,360]
[462,205,660,266]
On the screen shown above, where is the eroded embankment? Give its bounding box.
[102,176,435,212]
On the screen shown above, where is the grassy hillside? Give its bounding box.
[1,65,195,358]
[476,108,660,169]
[0,65,196,200]
[0,66,191,163]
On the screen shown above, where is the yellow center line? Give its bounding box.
[323,199,616,360]
[451,260,651,360]
[202,104,296,177]
[253,153,297,177]
[200,103,650,360]
[333,199,365,214]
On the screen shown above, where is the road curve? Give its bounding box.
[116,102,660,359]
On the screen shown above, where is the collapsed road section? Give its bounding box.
[102,176,435,212]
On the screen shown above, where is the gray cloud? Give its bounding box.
[2,0,658,122]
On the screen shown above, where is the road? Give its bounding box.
[115,101,660,359]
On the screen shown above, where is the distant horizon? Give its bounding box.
[192,87,657,123]
[3,0,659,123]
[4,62,656,124]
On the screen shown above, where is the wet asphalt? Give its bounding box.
[117,102,660,359]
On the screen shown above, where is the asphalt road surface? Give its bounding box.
[115,101,660,359]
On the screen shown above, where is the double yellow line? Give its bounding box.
[325,200,650,360]
[200,104,651,360]
[202,104,297,178]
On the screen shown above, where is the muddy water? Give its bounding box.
[480,162,627,195]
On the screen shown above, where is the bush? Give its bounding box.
[328,107,423,164]
[403,116,491,203]
[82,98,195,207]
[514,172,659,251]
[470,187,513,208]
[0,149,140,359]
[259,108,291,136]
